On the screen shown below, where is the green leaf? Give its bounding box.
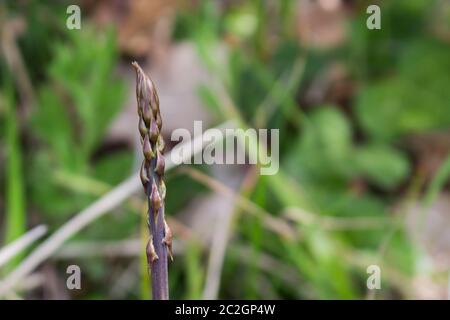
[356,41,450,142]
[92,151,133,185]
[286,106,353,186]
[354,145,410,189]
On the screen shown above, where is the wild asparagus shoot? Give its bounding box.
[132,61,172,300]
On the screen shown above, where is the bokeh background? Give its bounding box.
[1,0,450,299]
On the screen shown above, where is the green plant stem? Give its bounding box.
[2,79,26,271]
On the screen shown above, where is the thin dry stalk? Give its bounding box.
[179,167,297,240]
[0,225,47,268]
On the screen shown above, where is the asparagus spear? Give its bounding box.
[132,61,172,300]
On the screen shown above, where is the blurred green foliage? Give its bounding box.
[30,27,128,222]
[1,0,450,300]
[1,0,139,297]
[174,0,448,299]
[356,41,450,141]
